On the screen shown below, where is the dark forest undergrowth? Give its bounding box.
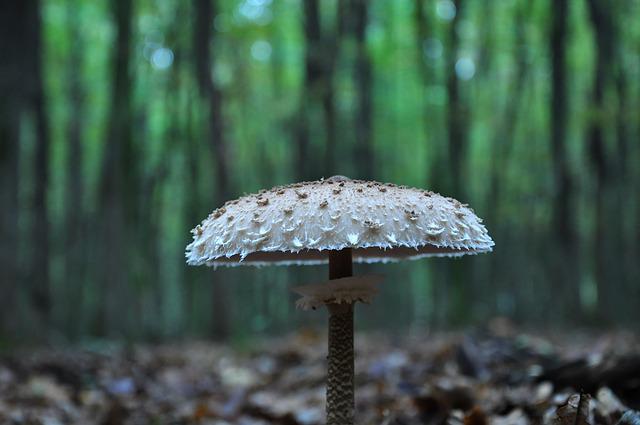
[1,321,639,424]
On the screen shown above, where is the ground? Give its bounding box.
[1,322,639,424]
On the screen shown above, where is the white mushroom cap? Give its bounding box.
[186,176,494,267]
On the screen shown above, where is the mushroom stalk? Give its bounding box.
[326,249,355,425]
[186,177,494,424]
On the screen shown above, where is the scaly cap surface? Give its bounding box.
[186,176,494,266]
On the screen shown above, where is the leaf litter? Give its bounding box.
[1,323,639,424]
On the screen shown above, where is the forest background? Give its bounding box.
[1,0,639,344]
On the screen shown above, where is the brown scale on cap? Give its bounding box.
[363,219,383,231]
[405,210,419,221]
[212,207,226,219]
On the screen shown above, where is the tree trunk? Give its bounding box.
[549,0,579,320]
[1,0,52,337]
[320,3,342,177]
[65,0,85,338]
[98,0,134,336]
[9,0,53,332]
[445,0,467,199]
[194,0,231,200]
[296,0,323,181]
[550,0,572,243]
[487,1,532,318]
[414,0,438,183]
[0,0,28,337]
[194,0,231,340]
[30,7,51,326]
[352,0,373,179]
[614,40,634,315]
[586,0,616,322]
[322,36,337,177]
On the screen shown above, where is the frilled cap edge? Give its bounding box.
[186,176,494,267]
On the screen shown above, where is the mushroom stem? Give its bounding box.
[326,249,355,425]
[329,248,353,280]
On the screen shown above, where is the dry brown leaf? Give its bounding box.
[553,393,591,425]
[192,402,212,420]
[463,406,488,425]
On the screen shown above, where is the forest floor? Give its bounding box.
[0,321,639,425]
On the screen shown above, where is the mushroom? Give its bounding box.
[185,175,494,425]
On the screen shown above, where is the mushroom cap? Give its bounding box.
[186,176,494,267]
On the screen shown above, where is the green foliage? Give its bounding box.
[4,0,639,342]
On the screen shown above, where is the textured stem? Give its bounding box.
[327,303,354,424]
[326,249,354,425]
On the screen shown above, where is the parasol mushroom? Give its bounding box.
[185,175,494,425]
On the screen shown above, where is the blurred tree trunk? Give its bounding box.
[151,6,189,336]
[352,0,373,179]
[194,0,231,200]
[28,0,52,327]
[614,35,635,313]
[65,0,85,338]
[487,1,532,319]
[98,0,134,336]
[322,83,338,176]
[297,1,344,179]
[194,0,230,340]
[614,67,629,184]
[414,0,439,184]
[476,2,495,77]
[550,0,571,242]
[322,9,338,176]
[413,0,431,94]
[586,0,617,321]
[446,0,467,199]
[0,0,29,337]
[296,0,322,180]
[0,0,53,336]
[549,0,579,320]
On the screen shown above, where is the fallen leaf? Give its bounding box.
[463,406,488,425]
[617,410,640,425]
[552,393,591,425]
